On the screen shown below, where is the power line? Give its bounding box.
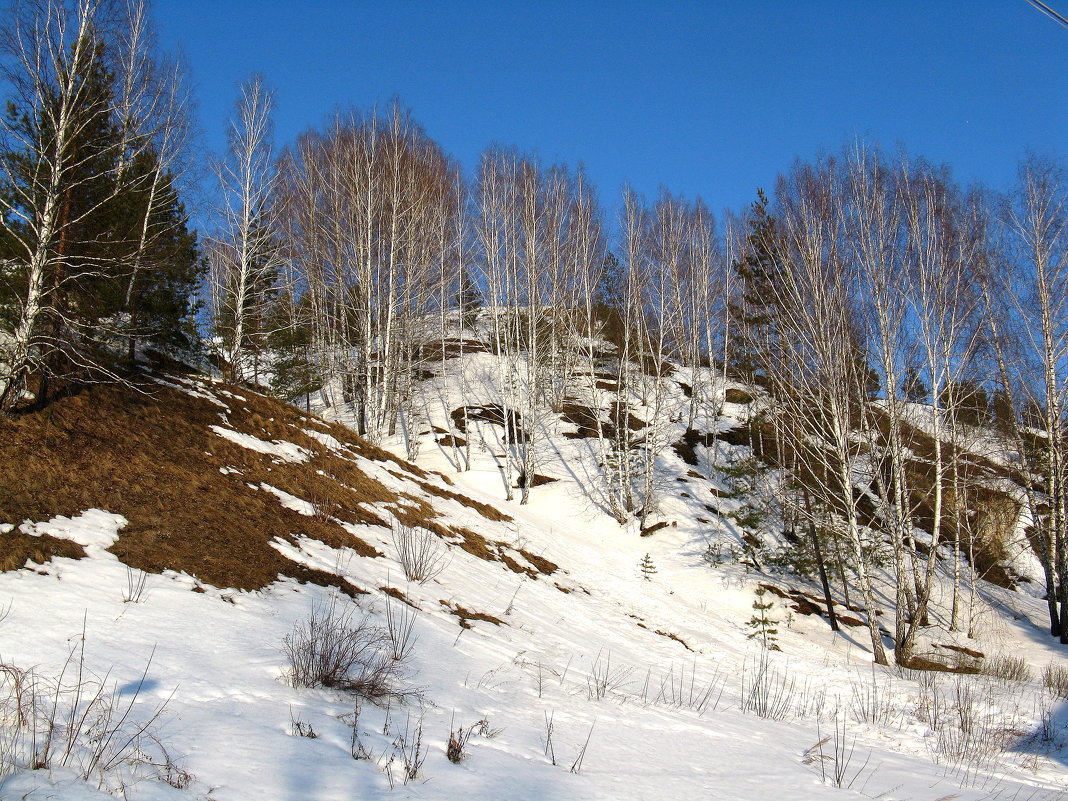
[1025,0,1068,31]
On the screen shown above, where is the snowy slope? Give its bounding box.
[1,367,1067,800]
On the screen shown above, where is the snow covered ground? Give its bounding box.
[2,364,1068,800]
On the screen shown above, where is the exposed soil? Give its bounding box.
[450,404,529,444]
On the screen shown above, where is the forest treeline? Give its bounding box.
[1,0,1066,662]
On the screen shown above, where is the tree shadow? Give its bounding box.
[1012,695,1068,769]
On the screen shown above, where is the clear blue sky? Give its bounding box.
[152,0,1068,218]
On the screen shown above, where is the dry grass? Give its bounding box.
[415,479,512,523]
[1043,663,1068,699]
[439,601,505,629]
[981,654,1032,683]
[0,369,557,600]
[0,375,449,592]
[0,532,85,572]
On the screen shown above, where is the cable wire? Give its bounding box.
[1025,0,1068,31]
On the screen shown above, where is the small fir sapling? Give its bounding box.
[747,586,781,650]
[639,553,658,581]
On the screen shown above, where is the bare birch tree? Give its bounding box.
[1002,156,1068,640]
[758,160,890,664]
[208,74,282,385]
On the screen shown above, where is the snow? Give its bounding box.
[258,482,318,516]
[15,508,127,554]
[303,428,344,452]
[209,424,312,463]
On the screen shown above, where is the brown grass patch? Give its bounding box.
[500,552,537,578]
[380,585,418,607]
[934,643,985,660]
[723,388,754,404]
[518,548,558,576]
[636,622,694,651]
[0,376,431,591]
[439,600,505,629]
[0,532,86,572]
[900,655,982,674]
[415,480,512,523]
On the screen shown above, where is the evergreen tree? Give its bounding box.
[0,5,198,407]
[727,189,786,384]
[268,290,321,408]
[456,264,482,329]
[901,364,928,403]
[0,30,124,372]
[940,379,991,427]
[122,158,202,358]
[746,586,781,650]
[594,252,631,352]
[639,552,657,581]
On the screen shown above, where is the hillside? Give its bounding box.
[0,362,1067,800]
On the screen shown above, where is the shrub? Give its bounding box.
[586,650,633,701]
[0,641,183,793]
[384,596,419,662]
[1043,663,1068,699]
[981,654,1032,683]
[392,523,451,584]
[740,649,794,720]
[283,596,401,701]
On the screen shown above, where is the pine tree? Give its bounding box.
[268,290,321,409]
[456,264,482,330]
[593,252,631,352]
[0,5,198,408]
[105,149,201,359]
[746,586,781,650]
[726,189,786,383]
[639,553,657,581]
[900,364,928,403]
[0,20,134,408]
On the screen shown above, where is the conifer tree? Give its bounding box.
[268,289,321,409]
[639,553,657,581]
[746,586,781,650]
[726,189,786,384]
[0,0,196,410]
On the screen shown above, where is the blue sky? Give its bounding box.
[152,0,1068,218]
